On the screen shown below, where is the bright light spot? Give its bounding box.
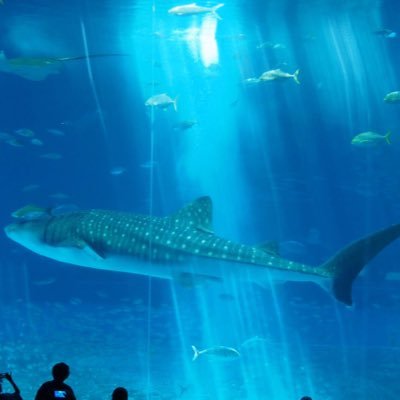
[199,16,219,67]
[179,26,201,63]
[176,16,219,68]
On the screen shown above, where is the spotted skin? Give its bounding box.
[41,198,324,278]
[5,197,400,305]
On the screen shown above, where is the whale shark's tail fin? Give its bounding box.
[322,223,400,305]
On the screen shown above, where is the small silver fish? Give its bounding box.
[21,184,40,192]
[145,93,178,111]
[0,132,13,141]
[351,131,391,147]
[243,77,260,85]
[11,205,50,220]
[40,152,63,160]
[31,138,44,146]
[256,41,286,50]
[110,166,126,175]
[168,3,224,20]
[140,161,157,169]
[259,68,300,84]
[6,138,24,147]
[191,345,240,361]
[173,120,197,131]
[15,128,35,137]
[50,204,80,215]
[11,204,75,220]
[374,28,397,38]
[32,277,56,286]
[49,192,70,200]
[69,297,82,305]
[47,128,65,136]
[384,91,400,104]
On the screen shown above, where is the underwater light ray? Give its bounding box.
[294,332,316,398]
[21,262,35,333]
[195,285,227,399]
[179,15,219,68]
[169,284,199,395]
[264,273,297,398]
[144,2,161,398]
[326,17,365,134]
[79,19,109,141]
[228,280,272,398]
[199,16,219,68]
[333,302,350,378]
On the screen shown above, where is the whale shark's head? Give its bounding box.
[4,215,105,269]
[5,218,49,253]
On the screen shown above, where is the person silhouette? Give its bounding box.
[111,387,128,400]
[34,363,76,400]
[0,373,22,400]
[300,397,312,400]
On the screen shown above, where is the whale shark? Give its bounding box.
[5,196,400,305]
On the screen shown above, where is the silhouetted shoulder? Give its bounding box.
[0,394,23,400]
[35,381,76,400]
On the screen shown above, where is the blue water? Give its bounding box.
[1,0,400,399]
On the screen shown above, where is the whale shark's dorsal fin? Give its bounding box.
[169,196,214,233]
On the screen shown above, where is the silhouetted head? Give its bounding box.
[52,362,70,382]
[112,387,128,400]
[300,397,312,400]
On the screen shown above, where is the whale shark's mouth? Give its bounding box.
[4,222,20,238]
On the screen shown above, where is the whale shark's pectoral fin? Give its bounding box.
[81,243,105,261]
[170,196,214,233]
[56,239,105,261]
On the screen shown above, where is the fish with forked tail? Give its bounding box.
[191,345,240,361]
[351,131,392,147]
[4,196,400,306]
[168,3,224,19]
[259,68,300,84]
[384,91,400,104]
[145,93,178,111]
